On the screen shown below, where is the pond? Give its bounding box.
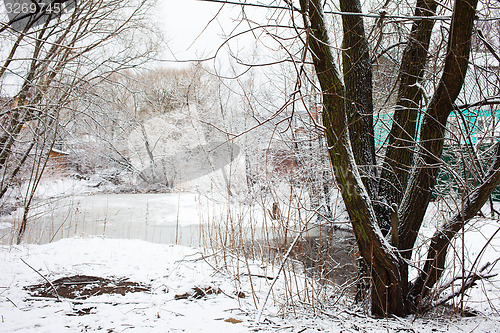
[0,193,208,246]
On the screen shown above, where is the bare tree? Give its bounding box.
[199,0,500,316]
[76,64,231,189]
[0,0,159,243]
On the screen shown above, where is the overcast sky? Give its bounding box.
[157,0,247,63]
[154,0,290,74]
[0,0,287,94]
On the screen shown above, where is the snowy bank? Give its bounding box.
[1,238,500,332]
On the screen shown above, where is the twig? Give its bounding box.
[25,296,144,305]
[430,272,497,311]
[20,258,61,302]
[5,297,18,308]
[423,259,500,313]
[256,227,305,322]
[242,273,275,280]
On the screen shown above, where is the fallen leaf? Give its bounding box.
[224,318,243,324]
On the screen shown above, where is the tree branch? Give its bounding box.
[379,0,439,210]
[399,0,479,259]
[410,141,500,301]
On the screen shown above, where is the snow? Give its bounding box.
[1,237,500,332]
[2,178,500,331]
[127,107,247,193]
[0,238,254,332]
[0,223,11,231]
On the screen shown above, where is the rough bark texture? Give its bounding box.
[340,0,377,199]
[298,0,481,317]
[399,0,479,260]
[378,0,439,210]
[299,0,406,317]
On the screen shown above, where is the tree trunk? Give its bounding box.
[378,0,439,209]
[298,0,480,316]
[340,0,376,199]
[399,0,479,260]
[299,0,406,316]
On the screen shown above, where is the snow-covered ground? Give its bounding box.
[1,237,500,332]
[2,178,500,331]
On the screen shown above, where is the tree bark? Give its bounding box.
[379,0,439,209]
[299,0,406,317]
[410,141,500,303]
[399,0,479,260]
[340,0,377,200]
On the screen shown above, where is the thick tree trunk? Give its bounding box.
[339,0,395,238]
[340,0,376,199]
[378,0,439,209]
[298,0,480,317]
[399,0,479,260]
[299,0,406,317]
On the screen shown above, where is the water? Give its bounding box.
[0,191,320,248]
[0,193,206,246]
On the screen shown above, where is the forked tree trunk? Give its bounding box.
[299,0,481,316]
[299,0,406,316]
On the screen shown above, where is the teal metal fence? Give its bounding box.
[374,109,500,200]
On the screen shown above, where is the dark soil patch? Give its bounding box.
[25,275,151,300]
[174,286,221,300]
[67,306,96,316]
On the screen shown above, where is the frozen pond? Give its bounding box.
[0,190,320,247]
[0,193,209,246]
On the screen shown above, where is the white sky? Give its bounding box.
[1,1,234,94]
[0,0,290,96]
[156,0,248,63]
[154,0,293,74]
